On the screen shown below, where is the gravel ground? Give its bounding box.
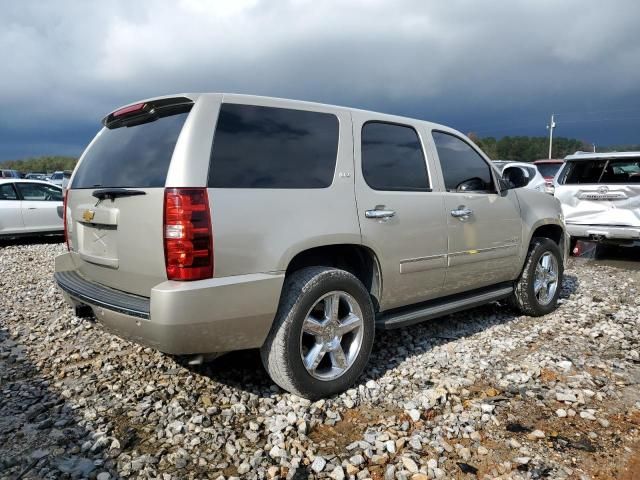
[1,240,639,480]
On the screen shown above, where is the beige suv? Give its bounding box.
[55,94,568,398]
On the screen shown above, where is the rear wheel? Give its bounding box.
[510,238,563,316]
[260,267,375,399]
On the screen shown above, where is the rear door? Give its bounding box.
[353,113,447,310]
[15,182,63,231]
[66,97,196,296]
[0,183,23,234]
[430,131,522,294]
[555,157,640,227]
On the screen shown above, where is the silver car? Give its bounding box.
[55,94,568,398]
[554,151,640,246]
[0,179,64,237]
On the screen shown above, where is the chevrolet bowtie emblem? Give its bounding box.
[82,209,95,222]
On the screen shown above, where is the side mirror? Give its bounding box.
[502,166,529,189]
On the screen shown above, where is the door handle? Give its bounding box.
[451,206,473,218]
[365,208,396,219]
[27,207,37,210]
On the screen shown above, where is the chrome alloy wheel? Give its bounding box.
[300,291,364,381]
[534,252,559,305]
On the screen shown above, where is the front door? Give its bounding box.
[0,183,23,234]
[353,113,447,310]
[430,131,522,294]
[15,182,63,232]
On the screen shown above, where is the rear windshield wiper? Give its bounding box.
[92,188,146,201]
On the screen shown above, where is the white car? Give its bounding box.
[0,179,64,238]
[492,161,548,193]
[48,171,65,186]
[554,151,640,246]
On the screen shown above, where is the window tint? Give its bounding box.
[536,163,562,178]
[209,104,339,188]
[561,158,640,184]
[72,109,190,189]
[0,183,17,200]
[432,132,495,192]
[16,183,63,201]
[361,122,429,191]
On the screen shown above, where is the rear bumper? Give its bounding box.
[54,253,284,355]
[566,223,640,242]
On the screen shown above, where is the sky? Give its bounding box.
[1,0,639,160]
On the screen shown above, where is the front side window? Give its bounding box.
[432,131,495,193]
[0,183,17,200]
[209,104,339,188]
[361,122,429,191]
[16,183,63,201]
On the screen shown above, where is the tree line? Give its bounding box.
[2,140,639,172]
[468,134,590,162]
[0,156,77,173]
[468,135,640,162]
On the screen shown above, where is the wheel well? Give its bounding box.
[532,224,564,247]
[286,245,381,311]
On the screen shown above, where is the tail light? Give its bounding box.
[163,188,213,281]
[63,189,70,251]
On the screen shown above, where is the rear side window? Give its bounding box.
[209,104,339,188]
[432,131,495,192]
[72,110,190,189]
[361,122,429,191]
[560,159,640,184]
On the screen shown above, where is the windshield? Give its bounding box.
[536,163,562,178]
[559,158,640,184]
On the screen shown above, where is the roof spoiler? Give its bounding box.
[102,97,194,129]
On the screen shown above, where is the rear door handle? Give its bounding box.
[365,208,396,219]
[451,206,473,218]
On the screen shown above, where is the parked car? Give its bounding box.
[533,159,564,193]
[61,170,72,190]
[0,169,20,179]
[54,94,568,398]
[25,173,47,180]
[48,171,65,186]
[492,161,547,193]
[554,151,640,247]
[0,179,64,238]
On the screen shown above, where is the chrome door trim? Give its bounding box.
[448,243,519,257]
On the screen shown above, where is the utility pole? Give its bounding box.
[593,143,596,153]
[547,114,556,159]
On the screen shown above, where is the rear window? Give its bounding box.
[208,104,339,188]
[72,109,190,189]
[536,163,562,178]
[560,158,640,184]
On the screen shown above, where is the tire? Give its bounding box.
[510,237,564,317]
[260,267,375,399]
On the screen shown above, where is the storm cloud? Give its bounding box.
[1,0,639,159]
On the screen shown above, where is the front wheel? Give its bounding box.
[260,267,375,399]
[510,238,563,316]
